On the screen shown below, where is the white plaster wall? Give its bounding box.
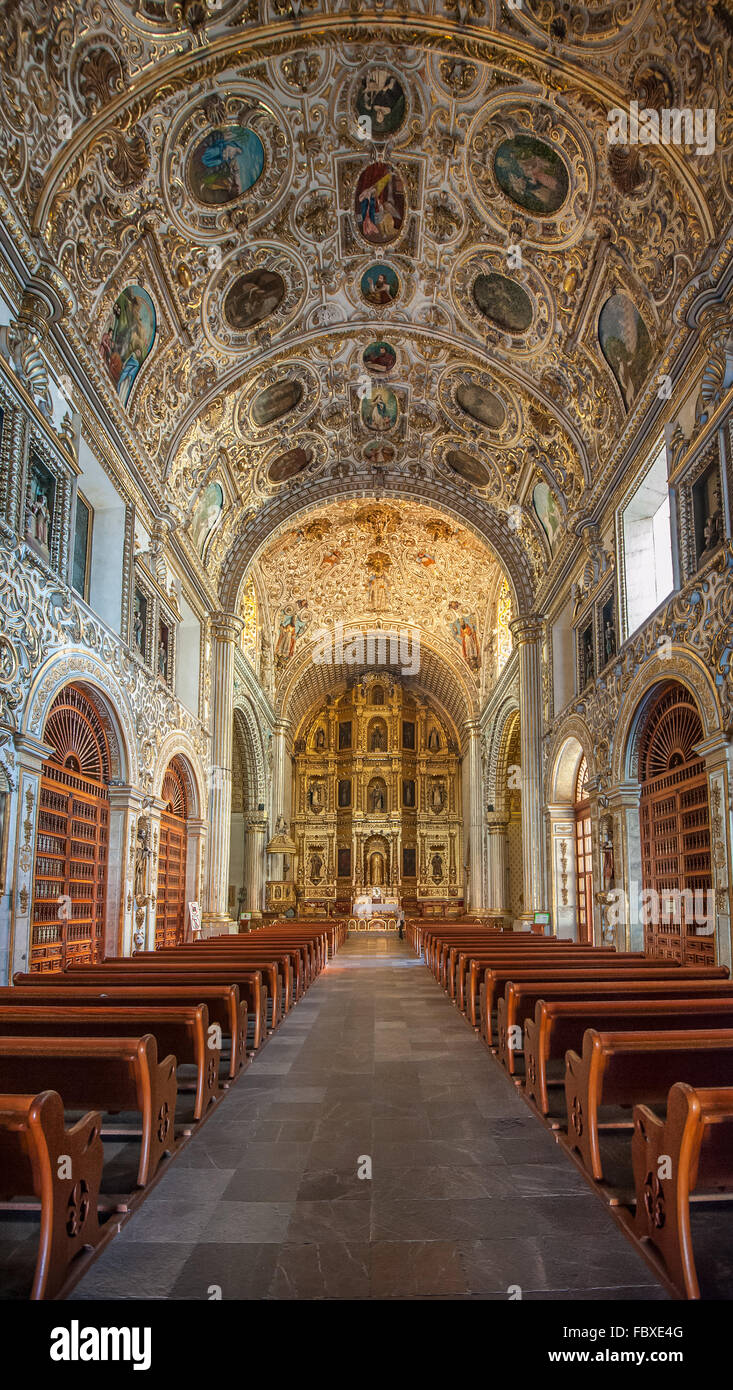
[176,592,201,716]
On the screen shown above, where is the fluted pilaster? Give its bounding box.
[510,615,546,918]
[203,611,243,929]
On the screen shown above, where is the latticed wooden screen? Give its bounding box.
[156,758,189,949]
[639,683,713,964]
[31,685,110,971]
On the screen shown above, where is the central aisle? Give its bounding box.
[71,936,666,1301]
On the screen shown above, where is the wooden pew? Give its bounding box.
[127,951,285,1025]
[19,966,267,1051]
[563,1027,733,1183]
[521,993,733,1113]
[452,941,581,1007]
[0,1004,219,1122]
[630,1081,733,1299]
[0,1089,105,1300]
[480,965,728,1046]
[0,983,248,1079]
[463,948,633,1024]
[0,1035,176,1186]
[443,938,585,994]
[183,941,307,998]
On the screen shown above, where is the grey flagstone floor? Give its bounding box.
[68,936,667,1301]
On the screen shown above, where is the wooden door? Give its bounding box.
[156,759,188,949]
[639,683,713,964]
[31,685,110,971]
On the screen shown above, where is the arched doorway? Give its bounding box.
[574,756,593,943]
[156,757,189,949]
[638,682,713,963]
[31,684,111,971]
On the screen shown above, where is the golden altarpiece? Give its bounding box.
[291,674,463,918]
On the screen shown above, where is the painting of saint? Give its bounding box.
[360,263,400,307]
[274,600,310,664]
[338,779,351,807]
[268,446,312,483]
[361,385,398,432]
[448,603,480,670]
[355,163,406,246]
[224,270,285,332]
[532,481,562,553]
[355,68,406,138]
[188,125,264,206]
[402,779,415,808]
[100,286,156,407]
[493,134,569,216]
[455,381,506,431]
[598,294,653,411]
[338,720,352,750]
[445,449,492,488]
[252,379,303,428]
[25,456,55,563]
[191,482,224,555]
[363,341,396,375]
[363,439,396,464]
[473,272,533,334]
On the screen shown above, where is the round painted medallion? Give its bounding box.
[493,134,569,216]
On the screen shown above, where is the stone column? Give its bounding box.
[203,611,243,933]
[607,781,643,952]
[107,784,146,957]
[510,616,546,920]
[696,734,733,972]
[8,733,52,979]
[464,719,485,913]
[269,717,292,879]
[545,803,577,940]
[486,811,509,921]
[244,813,268,918]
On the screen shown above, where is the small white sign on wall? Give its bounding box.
[188,901,202,937]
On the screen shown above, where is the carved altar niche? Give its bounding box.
[290,674,462,904]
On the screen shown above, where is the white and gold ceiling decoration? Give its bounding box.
[1,0,730,620]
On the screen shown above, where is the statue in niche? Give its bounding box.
[309,851,323,884]
[134,817,152,901]
[371,724,385,751]
[314,726,326,750]
[601,818,615,892]
[403,779,415,807]
[431,853,443,883]
[431,782,445,813]
[370,783,385,812]
[368,851,385,887]
[307,782,323,812]
[427,727,441,751]
[580,628,594,687]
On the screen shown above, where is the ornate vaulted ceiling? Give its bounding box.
[2,0,731,618]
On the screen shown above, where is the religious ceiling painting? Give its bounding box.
[354,68,407,140]
[360,263,400,307]
[598,294,654,411]
[455,380,506,432]
[447,604,481,671]
[223,270,286,332]
[274,600,311,668]
[361,386,398,432]
[191,481,224,555]
[363,341,397,375]
[187,125,264,206]
[493,133,570,216]
[532,481,562,554]
[268,446,313,484]
[472,272,534,335]
[100,286,156,407]
[363,440,397,465]
[355,163,406,246]
[445,448,493,489]
[251,379,304,429]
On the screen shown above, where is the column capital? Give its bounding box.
[210,611,244,643]
[486,812,509,833]
[273,717,292,735]
[510,614,544,645]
